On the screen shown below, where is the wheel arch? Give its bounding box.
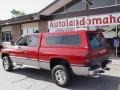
[50,58,71,70]
[2,53,10,59]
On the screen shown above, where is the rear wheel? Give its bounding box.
[3,56,13,71]
[52,65,71,87]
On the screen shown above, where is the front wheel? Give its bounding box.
[2,56,13,71]
[52,65,71,87]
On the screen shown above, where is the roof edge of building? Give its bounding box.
[0,13,38,26]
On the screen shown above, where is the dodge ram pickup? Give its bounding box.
[1,30,111,87]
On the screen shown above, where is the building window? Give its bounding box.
[20,29,23,35]
[117,25,120,37]
[101,25,117,58]
[2,31,12,42]
[117,0,120,4]
[89,26,101,31]
[101,25,116,38]
[53,0,85,14]
[65,0,85,12]
[90,0,115,8]
[33,30,39,33]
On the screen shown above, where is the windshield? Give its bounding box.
[89,33,106,49]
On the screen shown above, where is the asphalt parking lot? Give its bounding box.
[0,60,120,90]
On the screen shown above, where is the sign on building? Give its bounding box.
[48,13,120,32]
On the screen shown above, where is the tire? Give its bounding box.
[52,65,71,87]
[2,56,13,71]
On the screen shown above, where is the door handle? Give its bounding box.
[18,46,27,52]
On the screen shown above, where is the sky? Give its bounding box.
[0,0,55,20]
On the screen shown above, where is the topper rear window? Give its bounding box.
[89,33,105,48]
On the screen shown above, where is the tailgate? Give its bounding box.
[88,31,109,65]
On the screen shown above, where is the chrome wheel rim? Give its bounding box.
[55,70,67,84]
[3,58,9,70]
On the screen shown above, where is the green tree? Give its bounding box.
[11,9,26,17]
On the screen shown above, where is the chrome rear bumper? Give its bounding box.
[71,60,112,76]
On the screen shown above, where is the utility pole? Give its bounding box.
[85,0,93,30]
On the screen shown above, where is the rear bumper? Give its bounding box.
[71,60,111,76]
[88,67,102,76]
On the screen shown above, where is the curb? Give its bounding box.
[110,59,120,66]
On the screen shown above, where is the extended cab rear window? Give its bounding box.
[89,33,105,49]
[46,35,80,46]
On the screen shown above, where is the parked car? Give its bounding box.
[1,30,111,87]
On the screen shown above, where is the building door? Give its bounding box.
[2,31,12,47]
[1,26,12,47]
[2,31,12,42]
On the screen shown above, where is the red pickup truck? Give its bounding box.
[1,30,111,87]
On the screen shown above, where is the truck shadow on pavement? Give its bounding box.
[12,67,120,90]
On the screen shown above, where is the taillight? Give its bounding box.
[84,59,91,67]
[84,52,91,66]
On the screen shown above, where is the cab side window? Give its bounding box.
[16,36,28,46]
[28,35,39,47]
